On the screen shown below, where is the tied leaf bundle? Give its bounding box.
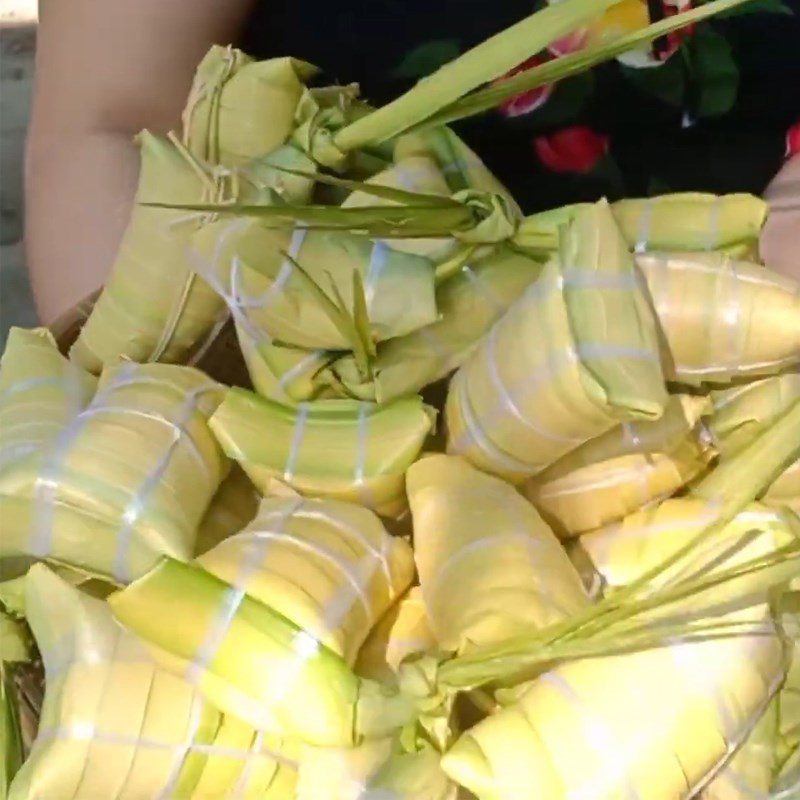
[189,214,438,352]
[9,565,295,800]
[446,199,667,482]
[7,0,799,796]
[69,133,300,374]
[209,388,435,516]
[526,394,713,538]
[707,374,800,514]
[110,497,416,745]
[408,454,589,653]
[183,46,318,167]
[634,251,800,385]
[0,360,226,583]
[331,246,544,404]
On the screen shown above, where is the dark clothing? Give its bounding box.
[241,1,800,212]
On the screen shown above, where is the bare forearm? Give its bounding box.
[25,130,140,323]
[761,155,800,281]
[25,0,254,323]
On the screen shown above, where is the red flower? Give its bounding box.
[494,55,555,118]
[658,0,696,62]
[786,120,800,158]
[534,126,610,174]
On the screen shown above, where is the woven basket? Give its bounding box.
[48,294,251,388]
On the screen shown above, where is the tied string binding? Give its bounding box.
[450,268,659,477]
[30,365,219,584]
[185,499,390,724]
[150,133,245,366]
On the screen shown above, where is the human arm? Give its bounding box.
[25,0,255,323]
[761,154,800,282]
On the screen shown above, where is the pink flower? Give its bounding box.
[534,126,610,173]
[787,120,800,158]
[549,29,590,58]
[494,55,555,118]
[548,0,696,67]
[658,0,696,62]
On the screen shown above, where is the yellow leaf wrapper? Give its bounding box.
[635,251,800,385]
[10,564,294,800]
[708,373,800,456]
[612,192,768,254]
[110,497,416,745]
[574,500,799,606]
[0,362,226,583]
[196,497,415,664]
[0,327,96,498]
[190,214,438,352]
[514,193,767,258]
[69,132,283,374]
[526,395,714,538]
[194,464,261,557]
[394,127,521,215]
[708,374,800,514]
[209,388,435,517]
[700,700,778,800]
[356,587,438,685]
[237,334,334,404]
[407,455,589,653]
[297,738,457,800]
[183,45,318,166]
[341,153,457,260]
[446,200,667,483]
[777,636,800,770]
[332,246,544,404]
[442,607,784,800]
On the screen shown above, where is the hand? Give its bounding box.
[761,154,800,281]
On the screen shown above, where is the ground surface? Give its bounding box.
[0,8,37,346]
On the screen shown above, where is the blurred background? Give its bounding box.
[0,0,38,346]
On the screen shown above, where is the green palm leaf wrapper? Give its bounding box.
[208,388,435,517]
[446,198,668,483]
[0,353,227,583]
[109,497,417,746]
[5,0,800,797]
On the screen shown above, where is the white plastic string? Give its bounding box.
[536,461,665,501]
[634,197,655,254]
[460,264,504,314]
[277,349,327,394]
[264,226,307,311]
[364,240,389,312]
[112,381,220,584]
[283,403,310,482]
[257,502,393,587]
[187,499,381,734]
[540,672,643,800]
[721,255,745,376]
[706,194,723,251]
[448,369,532,476]
[484,322,579,446]
[239,529,374,623]
[451,263,661,474]
[187,497,304,687]
[30,364,137,559]
[424,529,549,607]
[353,402,370,487]
[0,375,66,402]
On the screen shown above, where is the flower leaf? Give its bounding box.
[392,39,462,80]
[687,27,739,117]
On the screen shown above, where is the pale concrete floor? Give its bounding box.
[0,19,36,347]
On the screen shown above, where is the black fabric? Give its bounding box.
[240,1,800,212]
